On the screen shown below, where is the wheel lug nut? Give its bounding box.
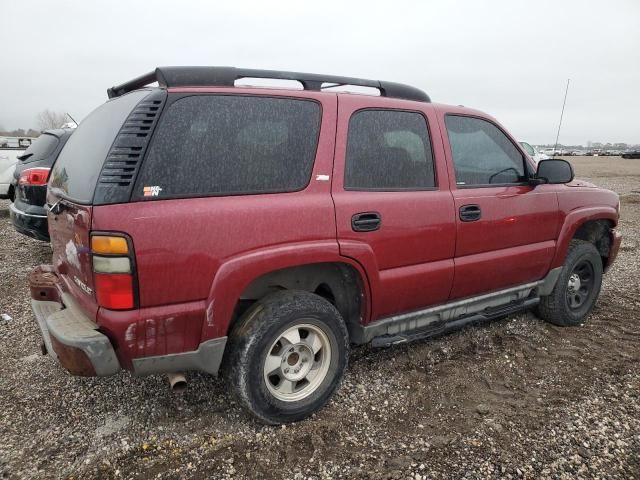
[284,368,289,373]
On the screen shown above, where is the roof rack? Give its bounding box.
[106,66,431,103]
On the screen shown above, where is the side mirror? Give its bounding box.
[535,159,574,184]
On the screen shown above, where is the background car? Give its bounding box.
[0,137,33,199]
[0,149,22,200]
[10,128,73,241]
[519,141,550,164]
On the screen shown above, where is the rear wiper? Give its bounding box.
[17,153,33,161]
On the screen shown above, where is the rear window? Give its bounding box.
[49,90,150,203]
[19,133,59,163]
[133,95,321,199]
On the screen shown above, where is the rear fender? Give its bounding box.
[201,241,372,340]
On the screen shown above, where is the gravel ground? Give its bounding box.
[0,157,638,479]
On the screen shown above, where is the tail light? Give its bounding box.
[91,234,137,310]
[18,167,51,186]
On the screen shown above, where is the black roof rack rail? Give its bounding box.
[107,66,431,103]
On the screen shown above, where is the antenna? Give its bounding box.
[553,79,570,157]
[64,112,78,127]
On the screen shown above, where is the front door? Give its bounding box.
[332,96,456,322]
[439,111,561,299]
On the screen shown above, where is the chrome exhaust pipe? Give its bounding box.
[167,372,187,391]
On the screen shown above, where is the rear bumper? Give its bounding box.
[605,228,622,272]
[9,202,49,241]
[29,265,227,377]
[31,293,121,376]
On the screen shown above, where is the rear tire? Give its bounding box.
[536,240,603,326]
[225,290,349,424]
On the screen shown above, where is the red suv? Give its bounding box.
[30,67,622,424]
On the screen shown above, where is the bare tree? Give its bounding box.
[36,110,66,131]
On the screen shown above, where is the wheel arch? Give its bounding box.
[232,263,365,342]
[201,243,371,343]
[552,207,617,270]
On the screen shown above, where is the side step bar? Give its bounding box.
[371,297,539,348]
[350,267,562,346]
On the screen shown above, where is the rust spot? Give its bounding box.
[50,336,96,376]
[29,265,60,303]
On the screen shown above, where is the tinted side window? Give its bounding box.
[49,90,150,203]
[134,95,321,198]
[445,115,525,186]
[345,110,435,190]
[19,133,59,163]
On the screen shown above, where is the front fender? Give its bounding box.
[200,241,371,340]
[551,206,618,269]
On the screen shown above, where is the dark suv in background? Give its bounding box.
[10,129,73,241]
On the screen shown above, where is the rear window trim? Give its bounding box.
[130,92,324,202]
[343,107,438,192]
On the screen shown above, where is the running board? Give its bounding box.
[370,297,539,348]
[349,267,563,346]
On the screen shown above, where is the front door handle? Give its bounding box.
[352,212,381,232]
[459,204,481,222]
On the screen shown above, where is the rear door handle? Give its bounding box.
[459,204,481,222]
[352,212,381,232]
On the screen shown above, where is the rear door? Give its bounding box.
[332,95,456,322]
[47,90,152,318]
[438,109,561,299]
[92,90,336,311]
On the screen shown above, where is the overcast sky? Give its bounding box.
[1,0,638,145]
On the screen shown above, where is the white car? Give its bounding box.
[520,142,550,165]
[0,149,24,199]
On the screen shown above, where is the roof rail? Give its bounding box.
[106,66,431,103]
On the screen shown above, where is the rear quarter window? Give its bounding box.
[133,95,321,199]
[49,90,151,203]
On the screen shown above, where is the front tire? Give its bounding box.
[226,290,349,424]
[537,240,603,326]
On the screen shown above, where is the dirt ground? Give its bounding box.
[0,156,638,479]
